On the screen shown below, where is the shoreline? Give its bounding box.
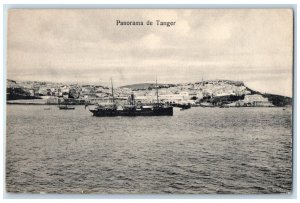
[6,102,290,108]
[6,103,84,105]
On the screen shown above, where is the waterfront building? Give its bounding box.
[243,94,269,103]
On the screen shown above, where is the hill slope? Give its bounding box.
[120,81,292,107]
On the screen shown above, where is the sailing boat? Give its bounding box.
[88,78,173,117]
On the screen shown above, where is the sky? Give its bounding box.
[7,9,293,96]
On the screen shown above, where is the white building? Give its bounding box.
[179,91,189,99]
[243,94,268,103]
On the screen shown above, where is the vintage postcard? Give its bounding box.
[6,9,293,194]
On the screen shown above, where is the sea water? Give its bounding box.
[6,105,292,194]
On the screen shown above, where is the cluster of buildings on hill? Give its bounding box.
[6,79,274,107]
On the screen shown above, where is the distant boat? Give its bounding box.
[44,107,51,110]
[170,103,191,110]
[219,105,229,108]
[58,99,75,110]
[58,105,75,110]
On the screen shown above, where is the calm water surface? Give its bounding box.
[6,105,292,194]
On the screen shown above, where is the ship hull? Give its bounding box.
[90,107,173,117]
[89,109,119,117]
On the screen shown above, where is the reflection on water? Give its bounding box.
[6,105,292,194]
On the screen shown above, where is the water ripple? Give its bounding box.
[6,106,292,194]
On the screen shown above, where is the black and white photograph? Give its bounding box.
[5,8,293,194]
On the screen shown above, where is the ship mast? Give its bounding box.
[156,77,159,104]
[111,78,115,104]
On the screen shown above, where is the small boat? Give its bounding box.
[58,105,75,110]
[58,98,75,110]
[171,103,191,109]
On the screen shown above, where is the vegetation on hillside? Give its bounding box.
[7,87,41,100]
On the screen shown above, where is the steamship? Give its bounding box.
[87,79,173,117]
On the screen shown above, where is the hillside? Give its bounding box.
[7,87,41,100]
[263,93,292,107]
[120,83,155,89]
[245,87,292,107]
[6,79,292,107]
[120,83,176,90]
[120,81,292,107]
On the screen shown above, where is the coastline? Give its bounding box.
[6,101,290,108]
